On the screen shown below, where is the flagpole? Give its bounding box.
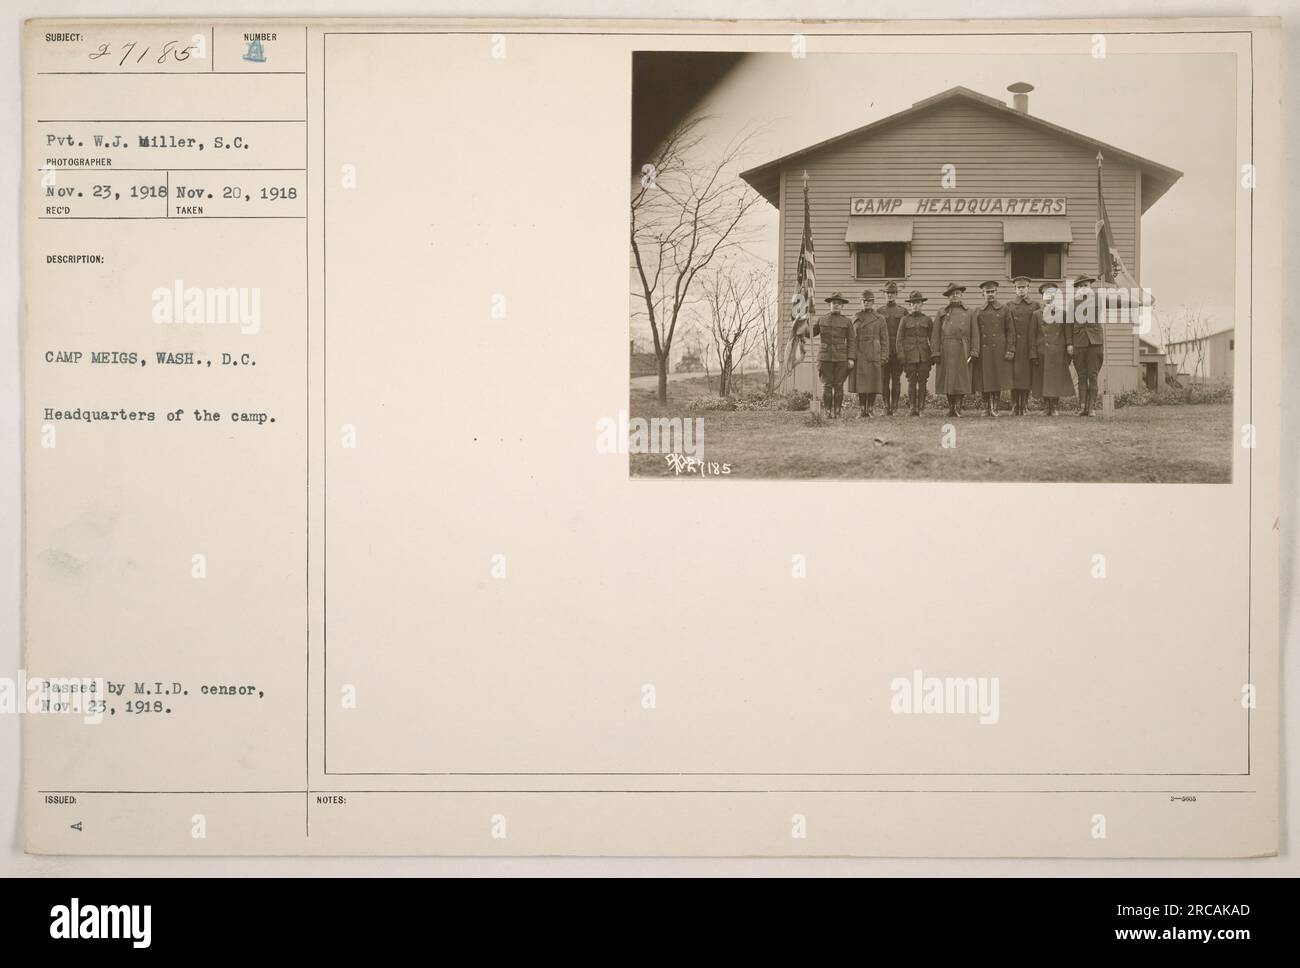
[801,169,820,416]
[1096,151,1113,416]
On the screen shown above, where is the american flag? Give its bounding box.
[784,171,815,375]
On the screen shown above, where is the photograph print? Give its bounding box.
[629,48,1238,482]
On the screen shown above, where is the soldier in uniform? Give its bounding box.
[1030,281,1073,416]
[934,283,976,417]
[879,281,906,416]
[1066,274,1104,416]
[1005,275,1038,415]
[847,289,886,417]
[895,290,934,416]
[972,280,1013,417]
[812,292,855,417]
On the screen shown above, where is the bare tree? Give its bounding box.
[631,118,765,403]
[1158,304,1215,391]
[1182,306,1211,382]
[756,280,781,393]
[702,264,769,397]
[1153,308,1175,357]
[1151,308,1178,388]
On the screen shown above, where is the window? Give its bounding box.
[1008,243,1063,279]
[854,243,906,279]
[1229,338,1235,351]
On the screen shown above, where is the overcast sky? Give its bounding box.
[648,51,1237,349]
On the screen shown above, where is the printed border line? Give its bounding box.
[318,27,1255,784]
[305,23,311,838]
[37,788,1258,795]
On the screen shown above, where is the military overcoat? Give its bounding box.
[880,301,906,369]
[934,303,976,395]
[1032,309,1076,398]
[1005,295,1038,389]
[971,300,1013,392]
[846,309,886,393]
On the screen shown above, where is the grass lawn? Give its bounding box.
[629,378,1233,482]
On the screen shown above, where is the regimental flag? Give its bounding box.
[784,171,815,376]
[1095,152,1148,304]
[796,171,816,316]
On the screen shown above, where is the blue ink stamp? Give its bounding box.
[243,39,267,63]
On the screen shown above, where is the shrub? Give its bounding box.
[1115,385,1155,409]
[734,388,780,411]
[687,389,816,413]
[1186,382,1234,405]
[785,390,813,412]
[686,395,737,412]
[1118,382,1233,407]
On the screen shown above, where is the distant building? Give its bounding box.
[1166,326,1234,384]
[740,84,1183,397]
[629,339,658,377]
[1138,337,1169,391]
[675,349,704,373]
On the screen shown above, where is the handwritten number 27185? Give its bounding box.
[88,41,196,66]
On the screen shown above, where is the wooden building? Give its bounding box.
[740,84,1183,397]
[1138,337,1170,392]
[1167,326,1235,385]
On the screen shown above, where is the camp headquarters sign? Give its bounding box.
[849,196,1068,216]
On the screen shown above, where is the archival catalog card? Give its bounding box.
[21,17,1280,856]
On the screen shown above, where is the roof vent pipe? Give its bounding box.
[1008,81,1034,113]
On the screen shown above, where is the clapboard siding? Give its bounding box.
[778,100,1142,389]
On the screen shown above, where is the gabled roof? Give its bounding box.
[739,86,1184,214]
[1166,325,1235,345]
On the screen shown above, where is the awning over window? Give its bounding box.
[845,216,914,243]
[1002,217,1073,243]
